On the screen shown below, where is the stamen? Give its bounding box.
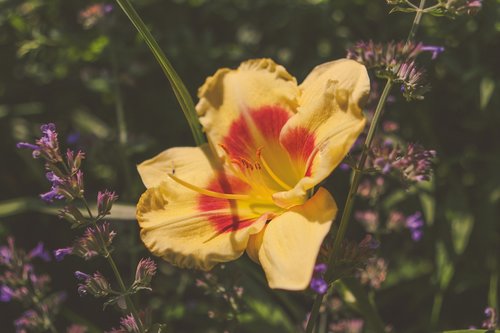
[257,148,293,190]
[168,174,251,201]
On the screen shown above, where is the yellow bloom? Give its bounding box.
[136,58,369,290]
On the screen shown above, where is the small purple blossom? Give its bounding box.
[97,190,118,217]
[406,212,424,241]
[0,284,15,302]
[421,45,445,60]
[72,222,116,260]
[74,271,90,281]
[75,271,111,298]
[310,277,328,294]
[310,263,328,294]
[482,307,498,330]
[393,143,436,182]
[28,242,51,262]
[54,247,73,261]
[120,314,140,333]
[133,258,157,290]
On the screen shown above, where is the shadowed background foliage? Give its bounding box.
[0,0,499,332]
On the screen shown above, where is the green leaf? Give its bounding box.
[114,0,205,146]
[389,6,417,14]
[480,77,495,111]
[418,179,435,225]
[445,190,474,256]
[0,197,136,221]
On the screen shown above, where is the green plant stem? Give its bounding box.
[81,198,146,333]
[305,1,427,331]
[407,0,426,42]
[114,0,205,146]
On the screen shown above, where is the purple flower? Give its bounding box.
[310,277,328,294]
[28,242,51,262]
[133,258,157,289]
[0,285,15,302]
[54,247,73,261]
[421,45,445,60]
[74,271,90,281]
[406,212,424,241]
[75,271,110,297]
[72,222,116,260]
[120,314,140,333]
[17,123,62,162]
[482,307,498,330]
[97,190,118,217]
[310,263,329,294]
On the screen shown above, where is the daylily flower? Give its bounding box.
[136,58,370,290]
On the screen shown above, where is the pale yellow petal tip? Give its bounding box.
[238,58,296,82]
[302,58,370,110]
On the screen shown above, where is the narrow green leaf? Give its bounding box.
[114,0,205,146]
[0,197,136,221]
[389,6,417,14]
[480,77,495,111]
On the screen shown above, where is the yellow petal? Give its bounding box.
[136,145,277,270]
[196,58,300,158]
[246,226,266,264]
[137,144,219,189]
[137,184,269,270]
[278,59,369,200]
[257,187,337,290]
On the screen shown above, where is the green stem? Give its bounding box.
[330,79,392,265]
[81,199,146,333]
[407,0,426,43]
[114,0,205,146]
[305,0,427,330]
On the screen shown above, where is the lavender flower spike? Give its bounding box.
[133,258,157,289]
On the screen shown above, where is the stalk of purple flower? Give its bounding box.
[18,123,155,332]
[369,140,436,183]
[346,40,444,100]
[0,238,65,332]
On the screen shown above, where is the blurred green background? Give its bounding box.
[0,0,499,332]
